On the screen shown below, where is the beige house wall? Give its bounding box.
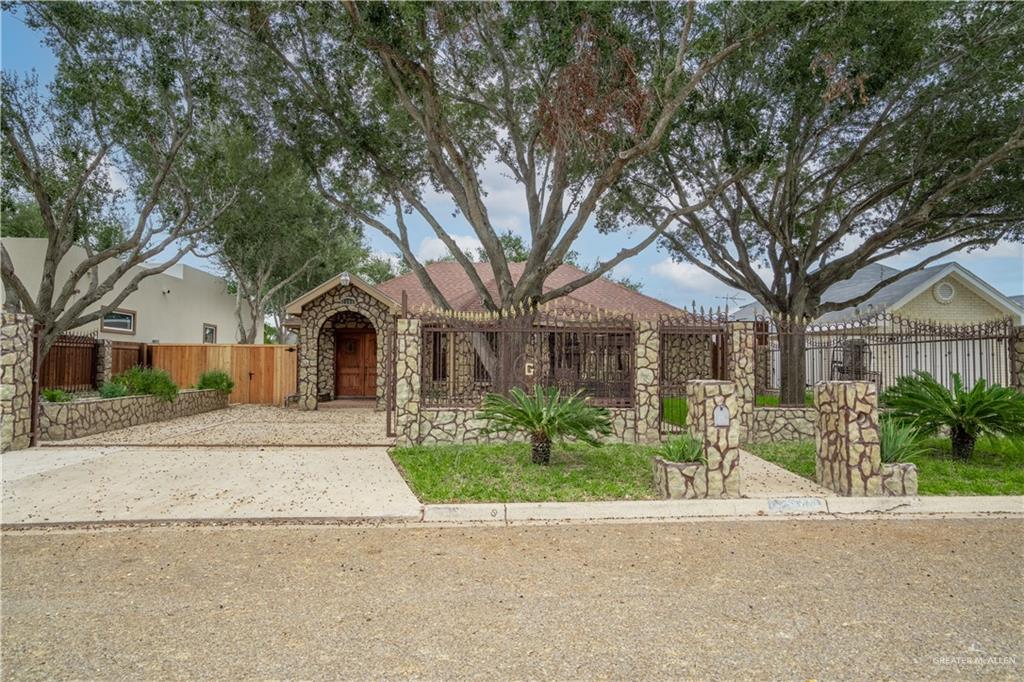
[1,237,257,344]
[896,272,1008,323]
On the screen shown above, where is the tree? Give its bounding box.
[1,4,236,361]
[202,134,368,343]
[655,3,1024,403]
[216,1,762,311]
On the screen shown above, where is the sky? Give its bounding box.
[3,12,1022,311]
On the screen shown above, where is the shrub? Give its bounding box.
[42,388,72,403]
[879,417,925,464]
[98,382,131,399]
[479,386,613,464]
[659,434,705,463]
[882,372,1024,460]
[110,366,179,402]
[196,370,234,395]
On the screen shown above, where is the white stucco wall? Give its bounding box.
[1,237,260,344]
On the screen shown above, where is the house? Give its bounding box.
[0,237,256,345]
[732,262,1024,324]
[284,262,686,410]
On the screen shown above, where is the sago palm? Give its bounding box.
[882,372,1024,460]
[479,386,612,464]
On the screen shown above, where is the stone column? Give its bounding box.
[727,321,755,441]
[686,380,741,498]
[297,322,320,410]
[95,339,113,386]
[317,324,335,399]
[2,313,34,452]
[395,318,421,445]
[814,380,882,496]
[633,319,660,443]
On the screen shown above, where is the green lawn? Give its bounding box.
[391,442,662,503]
[661,397,687,427]
[746,436,1024,496]
[755,392,814,407]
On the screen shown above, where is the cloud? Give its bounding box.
[417,233,483,261]
[650,259,731,294]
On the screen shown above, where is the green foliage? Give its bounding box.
[42,388,72,403]
[661,397,688,428]
[479,386,613,464]
[110,366,179,402]
[391,442,661,503]
[98,382,131,399]
[879,418,926,464]
[195,370,234,395]
[883,372,1024,459]
[756,392,814,407]
[659,435,705,464]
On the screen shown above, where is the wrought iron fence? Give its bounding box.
[658,308,730,433]
[754,313,1017,405]
[419,307,635,408]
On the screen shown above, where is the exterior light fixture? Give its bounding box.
[339,273,351,287]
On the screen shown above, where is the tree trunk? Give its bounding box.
[530,432,551,465]
[778,327,808,406]
[951,426,976,460]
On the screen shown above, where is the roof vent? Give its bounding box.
[933,281,955,304]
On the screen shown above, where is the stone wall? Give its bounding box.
[395,318,421,444]
[652,458,707,499]
[410,406,637,446]
[881,462,918,497]
[660,333,712,384]
[685,380,741,497]
[814,381,882,496]
[748,406,817,443]
[40,389,228,441]
[297,284,393,410]
[2,312,34,452]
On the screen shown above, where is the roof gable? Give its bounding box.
[285,272,399,316]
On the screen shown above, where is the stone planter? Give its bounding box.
[881,462,918,497]
[40,389,228,441]
[652,457,708,499]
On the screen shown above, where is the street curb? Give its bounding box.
[421,495,1024,524]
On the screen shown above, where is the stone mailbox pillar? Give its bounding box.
[814,381,882,496]
[686,380,741,497]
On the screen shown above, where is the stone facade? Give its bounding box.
[633,320,659,443]
[95,339,113,386]
[748,406,817,443]
[296,284,394,410]
[728,322,756,440]
[660,333,713,384]
[39,389,228,441]
[652,457,708,499]
[2,312,34,452]
[395,318,421,444]
[881,462,919,497]
[814,381,882,496]
[685,380,741,497]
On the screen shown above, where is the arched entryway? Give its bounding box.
[331,311,377,398]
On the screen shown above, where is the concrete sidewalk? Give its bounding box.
[2,446,421,525]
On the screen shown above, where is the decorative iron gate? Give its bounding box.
[658,309,730,434]
[419,307,635,408]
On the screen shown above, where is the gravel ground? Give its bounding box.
[51,404,392,446]
[2,519,1021,680]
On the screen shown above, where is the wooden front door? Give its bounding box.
[335,330,377,397]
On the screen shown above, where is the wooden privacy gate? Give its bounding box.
[148,344,298,405]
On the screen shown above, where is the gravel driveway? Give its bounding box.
[49,404,392,446]
[2,519,1021,680]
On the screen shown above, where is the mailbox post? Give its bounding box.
[685,380,741,498]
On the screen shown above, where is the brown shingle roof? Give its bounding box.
[375,261,681,316]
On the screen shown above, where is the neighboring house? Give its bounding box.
[284,262,685,408]
[1,237,257,344]
[732,262,1024,324]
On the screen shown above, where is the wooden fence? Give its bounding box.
[148,344,298,405]
[111,341,146,375]
[39,333,97,392]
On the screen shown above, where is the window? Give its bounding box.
[101,309,136,334]
[933,281,956,304]
[203,323,217,344]
[430,331,449,382]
